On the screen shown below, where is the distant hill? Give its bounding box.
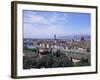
[58,35,91,40]
[24,35,91,40]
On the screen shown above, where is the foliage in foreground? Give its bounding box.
[23,50,90,69]
[23,51,74,69]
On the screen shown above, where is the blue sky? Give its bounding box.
[23,10,91,38]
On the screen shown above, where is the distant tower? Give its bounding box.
[54,34,57,43]
[54,34,56,40]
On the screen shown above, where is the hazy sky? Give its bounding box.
[23,10,91,38]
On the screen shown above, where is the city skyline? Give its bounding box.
[23,10,91,38]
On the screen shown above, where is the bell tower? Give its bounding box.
[54,34,57,43]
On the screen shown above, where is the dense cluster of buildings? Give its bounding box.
[23,35,90,53]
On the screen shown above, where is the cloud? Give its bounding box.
[23,10,90,38]
[23,11,69,25]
